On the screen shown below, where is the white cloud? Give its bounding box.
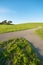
[0,7,16,13]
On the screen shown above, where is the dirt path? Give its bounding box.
[0,26,43,61]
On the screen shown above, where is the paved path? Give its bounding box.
[0,26,43,61]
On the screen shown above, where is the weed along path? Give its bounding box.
[0,26,43,61]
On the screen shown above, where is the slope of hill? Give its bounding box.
[0,23,43,34]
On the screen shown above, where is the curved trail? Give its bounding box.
[0,26,43,61]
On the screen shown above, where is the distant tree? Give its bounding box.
[0,20,13,25]
[8,20,12,24]
[1,20,7,24]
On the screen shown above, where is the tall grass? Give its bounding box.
[0,38,41,65]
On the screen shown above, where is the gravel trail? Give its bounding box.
[0,26,43,61]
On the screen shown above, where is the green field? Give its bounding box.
[0,23,43,39]
[36,27,43,39]
[0,38,41,65]
[0,23,43,34]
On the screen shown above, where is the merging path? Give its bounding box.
[0,26,43,61]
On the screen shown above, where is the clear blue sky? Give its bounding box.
[0,0,43,24]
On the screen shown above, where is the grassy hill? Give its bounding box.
[35,27,43,39]
[0,38,41,65]
[0,23,43,34]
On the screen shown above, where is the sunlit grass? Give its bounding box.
[35,27,43,39]
[0,23,43,34]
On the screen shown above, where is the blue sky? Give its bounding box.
[0,0,43,24]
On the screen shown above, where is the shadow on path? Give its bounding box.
[28,41,43,64]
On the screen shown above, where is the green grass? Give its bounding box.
[0,23,43,34]
[0,23,43,39]
[35,27,43,39]
[0,38,41,65]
